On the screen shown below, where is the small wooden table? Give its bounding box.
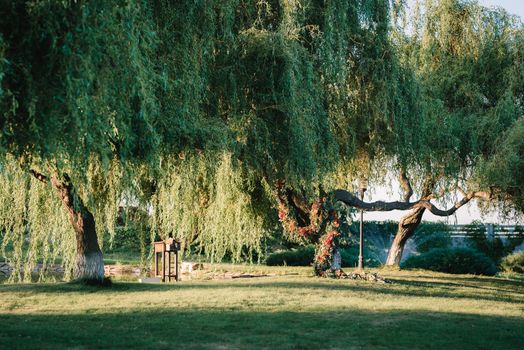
[154,239,180,282]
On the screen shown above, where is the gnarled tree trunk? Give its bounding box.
[50,173,104,282]
[278,176,491,273]
[385,207,425,266]
[385,173,433,267]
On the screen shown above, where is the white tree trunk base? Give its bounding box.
[74,251,105,281]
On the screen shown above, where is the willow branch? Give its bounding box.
[334,189,490,217]
[29,169,49,183]
[289,191,311,217]
[456,186,468,197]
[399,169,413,202]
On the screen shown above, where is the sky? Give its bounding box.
[364,188,511,225]
[477,0,524,19]
[360,173,517,225]
[405,1,524,20]
[365,0,523,225]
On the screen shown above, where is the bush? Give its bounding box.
[265,246,314,266]
[106,225,147,252]
[339,246,382,268]
[413,222,451,253]
[402,248,498,276]
[265,245,382,267]
[464,222,524,264]
[500,251,524,274]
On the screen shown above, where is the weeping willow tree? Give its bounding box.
[224,0,524,272]
[0,0,441,278]
[239,0,425,272]
[0,0,161,282]
[145,0,418,272]
[2,0,522,282]
[151,153,268,263]
[379,0,524,266]
[0,157,126,281]
[475,10,524,215]
[147,0,335,264]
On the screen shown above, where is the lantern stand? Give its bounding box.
[154,238,180,282]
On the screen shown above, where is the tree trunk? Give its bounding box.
[385,207,425,267]
[51,173,104,282]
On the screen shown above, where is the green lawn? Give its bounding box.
[0,267,523,349]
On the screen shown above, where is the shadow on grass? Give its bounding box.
[0,308,522,350]
[434,275,524,287]
[393,271,524,287]
[385,278,522,295]
[1,276,522,305]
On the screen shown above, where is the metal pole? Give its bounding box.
[175,249,179,282]
[358,189,364,271]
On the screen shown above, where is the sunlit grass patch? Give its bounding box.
[0,268,522,349]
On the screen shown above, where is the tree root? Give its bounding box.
[320,269,390,283]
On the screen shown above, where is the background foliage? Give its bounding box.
[402,247,498,275]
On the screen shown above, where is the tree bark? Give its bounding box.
[385,207,425,266]
[399,169,413,202]
[31,170,104,282]
[275,179,491,270]
[385,175,433,267]
[333,189,490,215]
[51,174,104,281]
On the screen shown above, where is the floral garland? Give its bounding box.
[277,198,324,240]
[313,209,353,276]
[277,194,353,276]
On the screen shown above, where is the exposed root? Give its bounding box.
[318,269,391,283]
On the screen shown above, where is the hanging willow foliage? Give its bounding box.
[0,0,413,278]
[0,0,160,166]
[0,155,137,281]
[392,0,524,192]
[0,158,74,282]
[3,0,521,281]
[152,152,267,263]
[0,0,160,281]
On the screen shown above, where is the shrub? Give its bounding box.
[106,225,148,253]
[265,245,382,267]
[413,222,451,253]
[402,248,498,276]
[500,251,524,274]
[464,222,524,264]
[265,246,314,266]
[339,246,382,268]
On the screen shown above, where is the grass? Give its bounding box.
[0,267,523,349]
[103,251,143,266]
